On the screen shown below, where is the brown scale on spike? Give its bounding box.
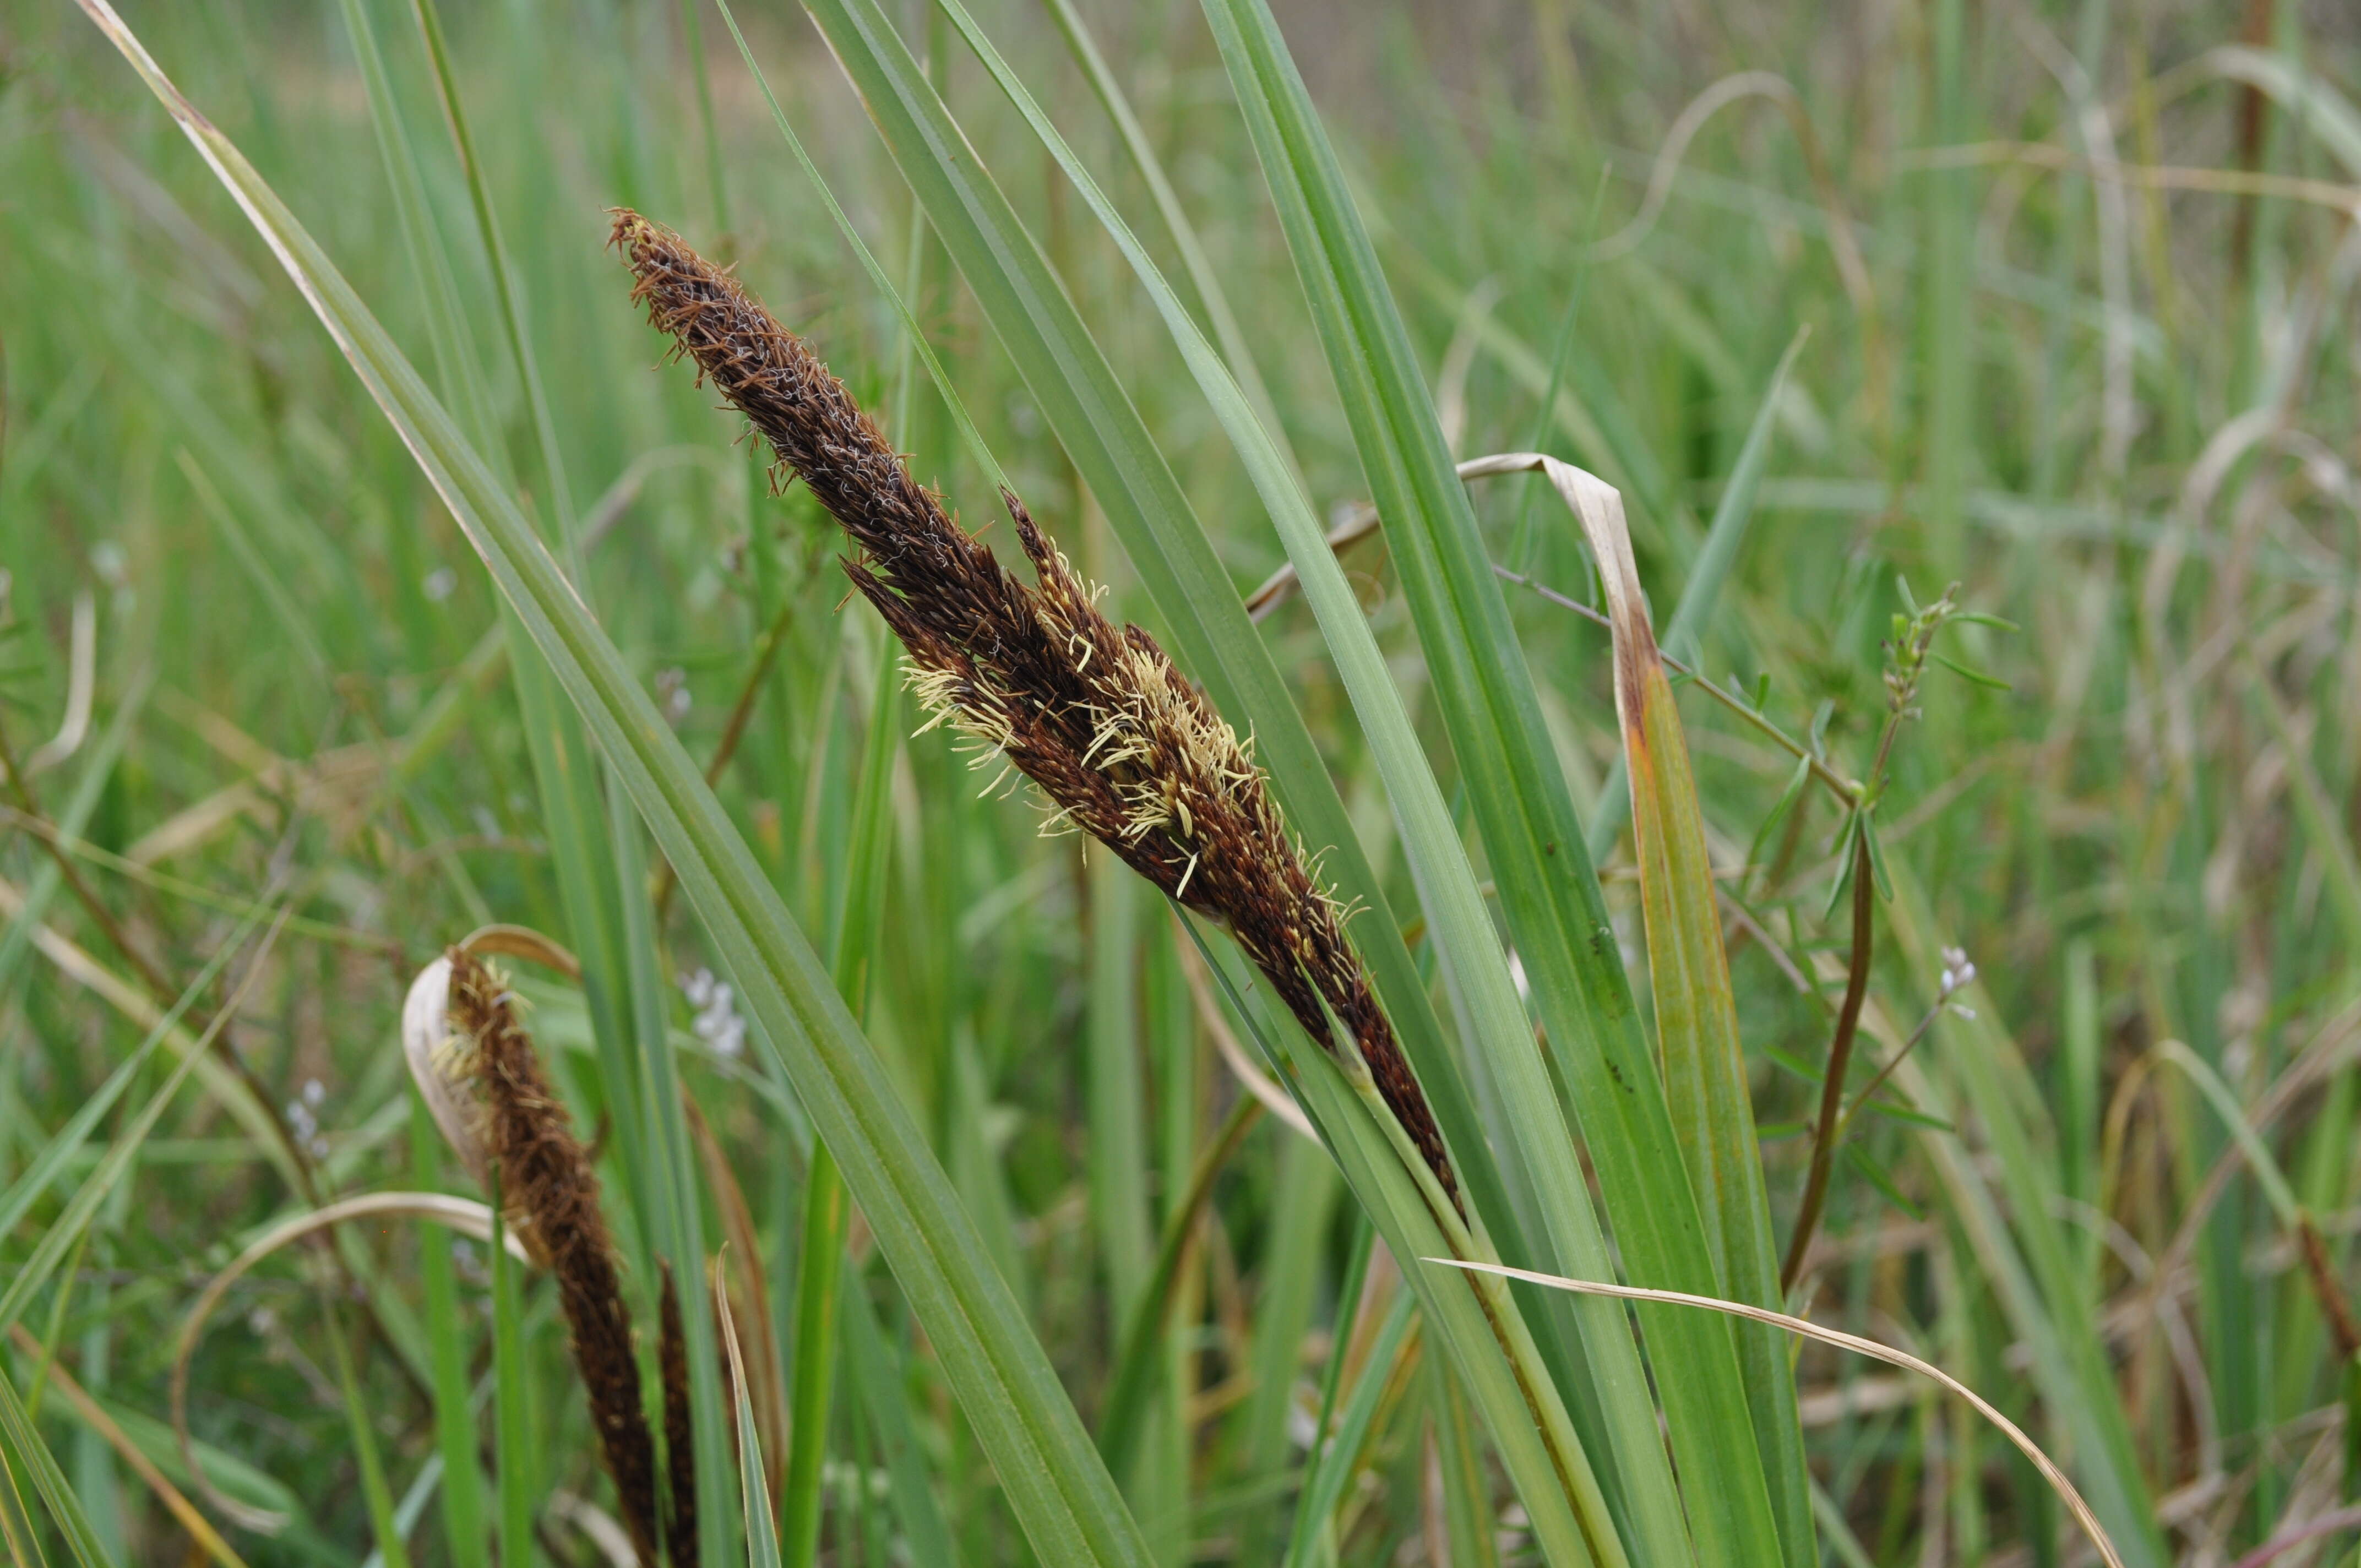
[610,209,1457,1210]
[657,1262,697,1568]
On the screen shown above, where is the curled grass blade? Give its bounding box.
[1585,326,1809,859]
[1426,1260,2126,1568]
[169,1192,529,1534]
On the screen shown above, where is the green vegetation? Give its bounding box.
[1,0,2357,1562]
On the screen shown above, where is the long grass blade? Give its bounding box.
[341,0,661,1273]
[1033,0,1305,492]
[784,618,902,1567]
[324,1299,414,1568]
[1195,2,1804,1559]
[1555,459,1812,1552]
[717,1260,784,1568]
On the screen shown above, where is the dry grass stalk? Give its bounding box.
[610,210,1456,1207]
[445,950,665,1565]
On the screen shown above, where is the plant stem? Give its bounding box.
[1781,827,1876,1295]
[488,1166,535,1568]
[2297,1217,2361,1358]
[1832,1005,1942,1143]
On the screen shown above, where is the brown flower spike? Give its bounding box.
[611,210,1456,1207]
[447,950,672,1564]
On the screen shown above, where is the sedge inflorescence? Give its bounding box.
[611,210,1455,1207]
[443,951,691,1567]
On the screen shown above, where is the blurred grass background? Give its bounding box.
[2,0,2359,1562]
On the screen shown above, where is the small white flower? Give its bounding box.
[422,566,458,603]
[1938,946,1976,995]
[681,966,746,1057]
[302,1078,325,1108]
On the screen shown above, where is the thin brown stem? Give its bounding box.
[2296,1217,2361,1360]
[1832,1000,1947,1143]
[1781,828,1875,1295]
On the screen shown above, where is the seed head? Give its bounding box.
[611,210,1455,1207]
[444,951,665,1565]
